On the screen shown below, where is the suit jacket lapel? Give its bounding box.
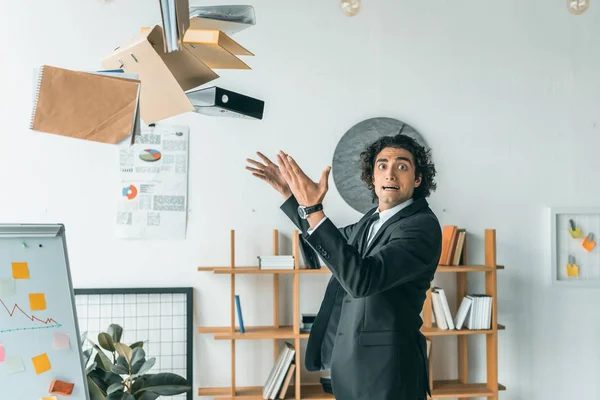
[363,198,429,255]
[349,207,378,250]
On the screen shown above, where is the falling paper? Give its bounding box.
[0,278,16,296]
[7,355,25,373]
[53,332,70,350]
[29,293,47,311]
[42,397,58,400]
[32,353,51,374]
[0,344,4,361]
[12,262,29,279]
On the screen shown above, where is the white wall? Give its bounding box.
[2,0,600,399]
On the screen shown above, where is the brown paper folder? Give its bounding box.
[29,65,141,144]
[102,25,219,124]
[183,28,253,69]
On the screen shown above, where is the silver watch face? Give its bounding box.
[298,207,307,219]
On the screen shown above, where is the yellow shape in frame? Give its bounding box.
[566,263,579,277]
[12,262,30,279]
[568,226,583,238]
[32,353,51,374]
[42,397,57,400]
[29,293,46,311]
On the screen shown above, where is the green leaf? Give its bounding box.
[132,358,155,377]
[108,324,123,343]
[107,383,125,394]
[130,348,146,373]
[94,351,114,372]
[131,373,191,396]
[106,391,135,400]
[136,391,159,400]
[111,356,130,375]
[129,341,144,350]
[98,333,116,352]
[89,369,123,392]
[87,375,107,400]
[114,343,133,362]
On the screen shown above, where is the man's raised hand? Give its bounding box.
[245,151,292,199]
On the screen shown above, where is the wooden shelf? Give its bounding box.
[200,381,506,399]
[198,266,330,274]
[436,264,504,272]
[200,384,333,400]
[199,265,504,274]
[198,325,310,339]
[430,380,506,398]
[421,324,505,336]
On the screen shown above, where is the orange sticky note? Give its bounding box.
[29,293,46,311]
[12,262,29,279]
[32,353,51,374]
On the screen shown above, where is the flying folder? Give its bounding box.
[29,65,141,145]
[158,0,190,53]
[101,25,219,124]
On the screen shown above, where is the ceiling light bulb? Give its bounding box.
[340,0,361,16]
[568,0,590,14]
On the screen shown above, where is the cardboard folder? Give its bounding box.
[29,65,141,144]
[101,25,219,124]
[183,28,253,69]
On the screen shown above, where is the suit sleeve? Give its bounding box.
[306,214,442,298]
[280,195,357,241]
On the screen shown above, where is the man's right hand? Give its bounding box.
[246,151,292,200]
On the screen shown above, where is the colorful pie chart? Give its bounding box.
[122,185,137,200]
[139,149,162,162]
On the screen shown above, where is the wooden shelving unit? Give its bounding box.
[422,229,505,399]
[197,228,505,399]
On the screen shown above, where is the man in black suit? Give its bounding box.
[245,133,442,400]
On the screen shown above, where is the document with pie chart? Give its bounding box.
[116,123,189,239]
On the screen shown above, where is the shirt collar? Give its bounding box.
[374,198,414,224]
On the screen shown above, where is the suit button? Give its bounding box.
[316,245,322,250]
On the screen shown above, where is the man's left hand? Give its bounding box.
[277,151,331,207]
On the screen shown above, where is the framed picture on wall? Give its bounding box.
[550,207,600,287]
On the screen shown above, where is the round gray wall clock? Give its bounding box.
[331,117,428,214]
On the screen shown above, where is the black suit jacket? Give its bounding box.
[281,195,442,400]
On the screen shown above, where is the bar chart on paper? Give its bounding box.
[0,224,87,400]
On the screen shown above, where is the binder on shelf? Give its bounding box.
[30,65,141,145]
[158,0,190,53]
[234,295,245,333]
[186,86,265,120]
[101,25,219,124]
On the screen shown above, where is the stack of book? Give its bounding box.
[431,287,493,330]
[439,225,466,266]
[262,342,296,399]
[258,255,294,270]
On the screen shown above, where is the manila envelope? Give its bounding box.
[30,65,141,144]
[101,25,219,124]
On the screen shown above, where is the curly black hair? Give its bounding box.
[359,132,437,201]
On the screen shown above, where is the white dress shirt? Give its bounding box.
[306,198,414,246]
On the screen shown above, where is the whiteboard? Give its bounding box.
[0,224,88,399]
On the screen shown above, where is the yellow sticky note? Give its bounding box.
[29,293,46,311]
[42,397,57,400]
[12,262,29,279]
[567,263,579,277]
[32,353,51,374]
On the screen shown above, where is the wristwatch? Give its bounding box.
[298,203,323,219]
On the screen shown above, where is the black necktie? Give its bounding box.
[361,212,380,254]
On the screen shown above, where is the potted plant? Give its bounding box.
[82,324,191,400]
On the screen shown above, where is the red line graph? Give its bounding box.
[0,298,58,325]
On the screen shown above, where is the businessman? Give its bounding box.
[245,133,442,400]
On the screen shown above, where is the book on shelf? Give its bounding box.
[439,226,466,266]
[262,342,295,399]
[258,255,294,270]
[235,294,245,333]
[431,287,493,330]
